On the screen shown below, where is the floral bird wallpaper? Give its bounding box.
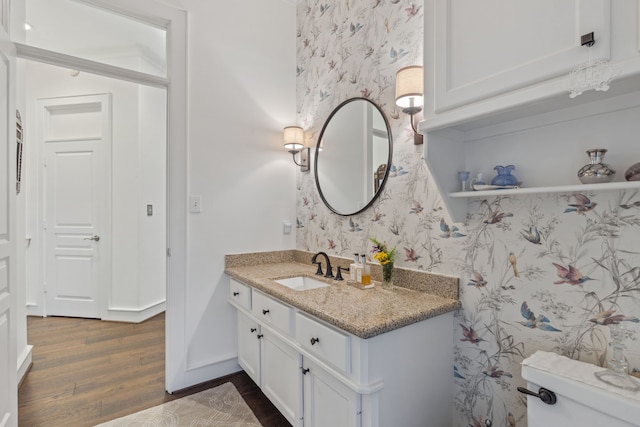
[295,1,640,426]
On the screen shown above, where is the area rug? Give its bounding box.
[95,382,263,426]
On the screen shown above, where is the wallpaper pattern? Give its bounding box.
[295,1,640,426]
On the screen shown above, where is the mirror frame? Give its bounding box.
[314,97,393,216]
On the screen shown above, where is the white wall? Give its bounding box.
[162,0,298,390]
[24,59,166,321]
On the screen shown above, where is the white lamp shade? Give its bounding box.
[283,126,304,150]
[395,65,424,109]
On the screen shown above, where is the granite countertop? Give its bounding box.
[225,251,461,339]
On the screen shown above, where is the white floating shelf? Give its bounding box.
[450,181,640,198]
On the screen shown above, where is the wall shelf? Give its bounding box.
[450,181,640,198]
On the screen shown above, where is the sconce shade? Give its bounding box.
[395,65,424,110]
[283,126,304,151]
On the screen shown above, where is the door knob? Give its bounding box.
[517,386,557,405]
[84,235,100,242]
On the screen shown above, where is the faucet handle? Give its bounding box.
[335,266,347,281]
[325,265,334,279]
[314,262,324,276]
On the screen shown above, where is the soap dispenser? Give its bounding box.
[350,254,359,282]
[360,254,371,285]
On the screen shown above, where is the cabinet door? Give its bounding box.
[430,0,611,112]
[302,358,360,427]
[237,312,260,386]
[261,330,302,427]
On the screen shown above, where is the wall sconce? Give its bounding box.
[395,65,424,145]
[283,126,309,172]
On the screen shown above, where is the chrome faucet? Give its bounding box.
[311,251,333,279]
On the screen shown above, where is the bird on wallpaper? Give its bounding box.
[296,218,304,229]
[390,165,408,176]
[518,302,562,332]
[482,365,513,379]
[589,310,640,325]
[483,209,513,224]
[345,0,350,11]
[296,66,305,77]
[365,46,374,59]
[620,200,640,209]
[389,46,408,64]
[349,74,358,84]
[327,239,337,250]
[507,413,516,427]
[552,263,593,286]
[360,88,371,98]
[467,271,487,289]
[302,197,309,206]
[508,252,520,277]
[319,4,330,16]
[564,193,597,214]
[348,218,362,232]
[327,60,337,71]
[521,225,542,244]
[309,213,317,221]
[349,22,363,36]
[459,323,484,344]
[410,201,423,214]
[404,247,422,262]
[405,4,422,21]
[390,0,400,4]
[384,17,390,33]
[389,221,400,236]
[453,365,465,379]
[371,211,385,222]
[319,90,329,101]
[440,218,466,238]
[373,0,382,7]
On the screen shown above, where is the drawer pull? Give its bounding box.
[257,334,263,339]
[250,328,257,333]
[233,291,240,296]
[262,309,270,315]
[301,367,310,375]
[310,337,320,345]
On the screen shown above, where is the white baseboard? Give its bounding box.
[17,344,33,384]
[103,300,166,323]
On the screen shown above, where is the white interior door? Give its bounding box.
[40,94,111,319]
[0,25,18,427]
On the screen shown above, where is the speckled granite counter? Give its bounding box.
[225,250,460,339]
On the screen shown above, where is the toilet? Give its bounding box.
[521,351,640,427]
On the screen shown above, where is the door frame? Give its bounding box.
[37,93,112,319]
[13,0,187,393]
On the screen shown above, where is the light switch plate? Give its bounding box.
[190,195,202,213]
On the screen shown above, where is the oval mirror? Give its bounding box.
[314,98,393,216]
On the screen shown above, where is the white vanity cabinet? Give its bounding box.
[421,0,640,223]
[228,278,454,427]
[301,357,360,427]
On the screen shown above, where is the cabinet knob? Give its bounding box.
[250,328,257,333]
[257,334,263,339]
[301,367,310,375]
[310,337,320,345]
[262,309,270,315]
[233,291,240,296]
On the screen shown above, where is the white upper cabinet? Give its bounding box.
[431,0,611,113]
[421,0,640,223]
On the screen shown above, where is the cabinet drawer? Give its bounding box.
[252,291,292,335]
[295,312,350,373]
[229,279,251,311]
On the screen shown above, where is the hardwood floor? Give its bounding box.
[19,313,291,427]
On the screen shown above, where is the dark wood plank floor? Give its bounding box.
[19,313,291,427]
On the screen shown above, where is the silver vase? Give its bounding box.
[578,149,615,184]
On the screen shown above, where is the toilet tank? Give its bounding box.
[521,351,640,427]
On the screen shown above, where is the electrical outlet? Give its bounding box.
[190,195,202,213]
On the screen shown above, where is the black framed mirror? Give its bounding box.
[314,98,393,216]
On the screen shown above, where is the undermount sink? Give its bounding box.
[275,276,330,291]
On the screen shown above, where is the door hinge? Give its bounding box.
[167,248,171,257]
[43,220,47,231]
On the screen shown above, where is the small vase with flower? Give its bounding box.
[369,237,396,289]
